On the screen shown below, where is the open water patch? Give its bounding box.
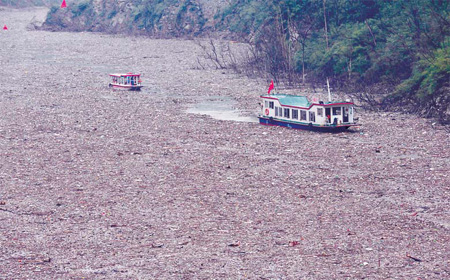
[186,96,258,123]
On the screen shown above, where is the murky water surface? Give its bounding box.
[186,96,258,123]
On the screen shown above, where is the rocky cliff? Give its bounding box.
[41,0,228,37]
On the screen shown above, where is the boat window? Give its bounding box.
[317,108,323,117]
[275,106,279,117]
[269,101,274,109]
[300,110,307,121]
[309,111,316,122]
[284,108,290,118]
[292,109,298,120]
[265,101,269,108]
[332,107,341,115]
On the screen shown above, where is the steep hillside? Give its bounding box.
[41,0,227,37]
[215,1,450,124]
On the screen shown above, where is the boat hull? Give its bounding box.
[109,84,143,91]
[258,116,355,132]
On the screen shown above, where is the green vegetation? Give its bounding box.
[132,0,178,31]
[130,0,205,35]
[71,1,93,18]
[216,0,450,123]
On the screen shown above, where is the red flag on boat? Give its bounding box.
[268,80,274,94]
[61,0,67,8]
[3,25,8,30]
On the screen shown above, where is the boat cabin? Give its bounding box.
[259,94,356,132]
[109,73,143,91]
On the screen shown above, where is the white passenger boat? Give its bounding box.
[258,93,357,132]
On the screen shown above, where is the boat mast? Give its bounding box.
[326,78,331,102]
[323,0,332,102]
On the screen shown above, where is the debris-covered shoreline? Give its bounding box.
[0,8,449,279]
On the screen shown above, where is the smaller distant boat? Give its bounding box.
[109,73,143,91]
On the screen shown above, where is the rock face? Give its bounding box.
[0,0,60,7]
[41,0,228,37]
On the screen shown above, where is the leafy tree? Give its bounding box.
[216,0,449,122]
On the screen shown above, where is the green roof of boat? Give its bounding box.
[263,94,311,107]
[262,94,351,107]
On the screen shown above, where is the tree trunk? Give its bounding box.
[323,0,329,49]
[323,0,331,101]
[302,43,306,84]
